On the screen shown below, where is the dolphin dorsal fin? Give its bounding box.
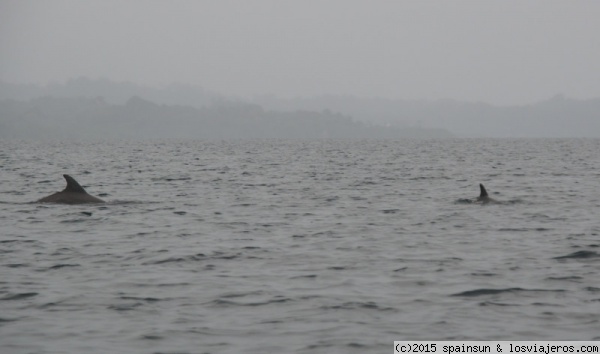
[479,183,488,198]
[63,174,88,194]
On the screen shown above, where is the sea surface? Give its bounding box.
[1,138,599,354]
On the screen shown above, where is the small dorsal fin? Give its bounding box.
[63,174,87,194]
[479,183,488,198]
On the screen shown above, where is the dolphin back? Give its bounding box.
[37,174,105,204]
[479,183,488,198]
[63,174,88,194]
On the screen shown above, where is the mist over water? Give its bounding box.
[1,138,599,353]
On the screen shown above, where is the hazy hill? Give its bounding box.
[0,96,451,140]
[253,94,600,137]
[0,77,224,107]
[2,78,598,137]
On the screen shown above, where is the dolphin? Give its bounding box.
[476,183,497,204]
[37,174,105,204]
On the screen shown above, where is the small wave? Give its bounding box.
[351,180,378,186]
[212,252,242,260]
[479,301,521,307]
[505,199,527,205]
[143,251,244,265]
[304,342,336,351]
[328,266,346,270]
[151,176,192,182]
[347,342,369,348]
[290,274,317,279]
[0,200,30,205]
[454,198,475,204]
[497,227,553,232]
[232,203,256,207]
[0,239,35,244]
[37,301,67,309]
[454,198,525,205]
[140,334,163,340]
[451,288,565,297]
[59,218,92,224]
[109,200,156,205]
[119,296,164,302]
[553,250,600,260]
[452,288,520,297]
[154,282,191,287]
[144,255,205,265]
[108,303,143,311]
[321,196,339,202]
[311,230,336,237]
[320,301,397,312]
[219,290,265,299]
[409,176,452,180]
[47,264,80,270]
[1,292,38,301]
[531,302,563,307]
[212,297,293,307]
[545,276,583,281]
[4,263,29,268]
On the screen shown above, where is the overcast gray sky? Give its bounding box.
[1,0,599,105]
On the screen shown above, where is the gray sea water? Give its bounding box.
[1,138,599,354]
